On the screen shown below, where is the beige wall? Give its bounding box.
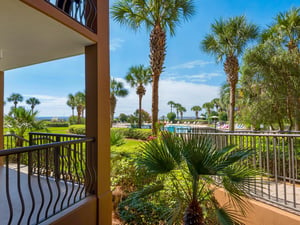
[215,188,300,225]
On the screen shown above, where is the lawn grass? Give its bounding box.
[111,138,143,154]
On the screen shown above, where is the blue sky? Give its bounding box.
[4,0,299,118]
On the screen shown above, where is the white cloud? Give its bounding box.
[110,38,124,51]
[115,79,220,118]
[170,60,213,70]
[162,71,222,83]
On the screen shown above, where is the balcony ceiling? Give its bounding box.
[0,0,95,71]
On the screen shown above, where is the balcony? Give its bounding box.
[0,133,95,225]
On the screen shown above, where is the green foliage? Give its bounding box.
[46,122,69,127]
[69,125,85,135]
[167,112,176,122]
[111,128,152,140]
[118,113,129,122]
[111,130,125,146]
[69,116,85,125]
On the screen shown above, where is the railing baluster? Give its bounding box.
[6,156,13,225]
[17,153,25,225]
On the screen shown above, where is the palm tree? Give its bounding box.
[26,97,40,113]
[67,93,76,117]
[112,0,195,135]
[201,16,258,131]
[211,98,220,112]
[7,93,23,108]
[125,65,152,128]
[173,103,182,119]
[191,105,201,119]
[138,132,257,225]
[74,91,85,124]
[110,79,128,126]
[168,101,176,113]
[178,106,186,120]
[4,107,46,146]
[202,102,214,117]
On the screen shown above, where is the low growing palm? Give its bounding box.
[137,132,257,225]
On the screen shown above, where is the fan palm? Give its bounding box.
[202,102,214,117]
[125,65,152,128]
[173,103,182,119]
[138,132,257,225]
[201,16,258,131]
[74,91,85,124]
[168,101,176,113]
[67,93,76,117]
[191,105,201,119]
[178,106,186,120]
[26,97,40,113]
[110,79,129,126]
[7,93,23,108]
[111,0,195,135]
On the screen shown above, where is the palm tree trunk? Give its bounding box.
[229,84,236,131]
[138,94,143,128]
[152,75,159,134]
[77,106,82,124]
[196,111,198,119]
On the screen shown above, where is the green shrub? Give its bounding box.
[69,125,85,134]
[46,122,69,127]
[111,130,125,146]
[111,128,152,140]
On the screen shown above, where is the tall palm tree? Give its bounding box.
[173,103,182,119]
[202,102,214,117]
[125,65,152,128]
[201,16,258,131]
[26,97,40,113]
[191,105,201,119]
[211,98,220,112]
[67,93,76,117]
[168,100,176,113]
[112,0,195,135]
[110,78,128,126]
[7,93,23,108]
[74,91,85,124]
[178,105,186,120]
[138,132,257,225]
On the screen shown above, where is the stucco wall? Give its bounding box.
[215,188,300,225]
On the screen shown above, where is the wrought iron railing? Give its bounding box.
[206,132,300,214]
[45,0,97,32]
[0,135,95,225]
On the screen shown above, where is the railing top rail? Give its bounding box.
[0,137,94,156]
[205,132,300,137]
[29,132,85,138]
[4,133,30,142]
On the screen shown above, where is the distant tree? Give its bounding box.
[110,79,128,127]
[74,91,85,124]
[178,106,186,120]
[134,109,151,124]
[211,98,220,112]
[7,93,23,108]
[173,103,182,119]
[125,65,152,128]
[118,113,129,122]
[201,16,258,131]
[67,93,76,117]
[167,101,176,113]
[191,105,201,119]
[167,112,176,122]
[112,0,195,135]
[202,102,214,117]
[26,97,40,113]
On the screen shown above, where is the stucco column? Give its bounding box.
[0,71,4,166]
[85,0,111,223]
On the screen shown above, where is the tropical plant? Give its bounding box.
[202,102,214,117]
[178,105,186,120]
[137,132,257,225]
[167,112,176,122]
[201,16,258,131]
[173,103,182,119]
[191,105,201,119]
[7,93,23,108]
[74,91,85,124]
[168,101,176,113]
[211,98,220,112]
[67,93,76,117]
[26,97,40,113]
[4,107,46,146]
[125,65,152,128]
[110,79,129,126]
[111,0,195,135]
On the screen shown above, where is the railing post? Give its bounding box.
[54,136,61,181]
[0,71,4,166]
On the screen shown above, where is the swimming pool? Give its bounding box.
[162,125,192,133]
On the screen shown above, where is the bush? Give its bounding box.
[46,122,69,127]
[167,112,176,122]
[69,125,85,134]
[68,116,85,125]
[111,130,125,146]
[111,128,152,140]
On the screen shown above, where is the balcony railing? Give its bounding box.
[0,133,95,225]
[45,0,97,32]
[206,132,300,214]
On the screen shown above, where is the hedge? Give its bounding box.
[69,125,85,135]
[111,128,152,140]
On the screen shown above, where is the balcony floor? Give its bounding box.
[0,165,86,225]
